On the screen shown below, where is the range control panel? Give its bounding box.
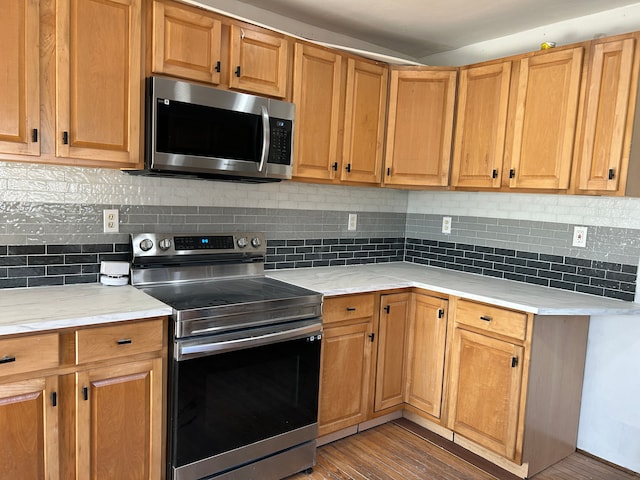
[131,232,266,258]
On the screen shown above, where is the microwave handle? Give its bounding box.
[258,105,270,173]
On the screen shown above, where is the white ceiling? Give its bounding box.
[230,0,640,59]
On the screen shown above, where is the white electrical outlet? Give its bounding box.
[348,213,357,231]
[572,226,587,247]
[442,216,452,234]
[103,209,119,233]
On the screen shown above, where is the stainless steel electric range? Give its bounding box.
[130,232,322,480]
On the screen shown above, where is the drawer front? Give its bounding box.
[323,294,375,324]
[0,333,59,377]
[76,318,164,364]
[455,300,527,340]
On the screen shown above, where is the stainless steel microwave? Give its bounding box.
[130,76,295,182]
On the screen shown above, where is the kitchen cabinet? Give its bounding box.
[451,62,511,188]
[446,298,589,478]
[506,47,583,190]
[0,333,60,479]
[292,42,343,181]
[228,23,289,98]
[374,293,409,411]
[341,58,388,184]
[292,42,387,185]
[0,0,40,157]
[318,294,375,436]
[404,292,448,420]
[384,67,457,188]
[151,0,222,84]
[56,0,143,167]
[574,33,640,195]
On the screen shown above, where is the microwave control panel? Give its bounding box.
[269,118,292,165]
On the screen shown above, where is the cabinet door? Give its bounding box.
[56,0,142,167]
[76,358,163,480]
[151,0,222,84]
[451,62,511,188]
[384,68,457,187]
[0,376,59,480]
[577,37,638,193]
[405,294,448,419]
[0,0,39,156]
[508,47,583,189]
[318,322,373,436]
[292,43,343,181]
[374,293,409,411]
[341,59,388,184]
[447,328,524,462]
[229,24,289,98]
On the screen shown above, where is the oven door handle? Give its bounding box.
[176,322,322,360]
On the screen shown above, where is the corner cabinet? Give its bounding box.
[318,294,375,436]
[506,47,583,190]
[384,67,457,188]
[56,0,143,167]
[151,0,222,84]
[0,0,40,157]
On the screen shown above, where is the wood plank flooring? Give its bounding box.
[287,420,639,480]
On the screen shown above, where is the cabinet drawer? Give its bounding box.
[0,333,59,377]
[455,300,527,340]
[323,294,375,324]
[76,319,164,364]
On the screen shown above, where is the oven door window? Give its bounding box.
[171,335,320,468]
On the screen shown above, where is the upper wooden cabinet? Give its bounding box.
[0,0,40,157]
[151,0,222,84]
[384,67,457,188]
[56,0,143,167]
[451,62,511,188]
[228,24,289,98]
[575,34,640,195]
[292,42,387,185]
[292,43,343,181]
[506,47,584,190]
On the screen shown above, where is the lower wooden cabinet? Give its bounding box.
[0,317,166,480]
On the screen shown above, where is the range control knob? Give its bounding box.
[158,238,172,251]
[251,237,262,248]
[237,237,249,248]
[139,239,153,251]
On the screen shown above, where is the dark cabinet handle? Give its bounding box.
[437,308,444,319]
[387,167,391,176]
[51,392,57,407]
[32,128,38,142]
[608,168,615,180]
[215,61,221,73]
[509,169,515,178]
[345,163,351,173]
[332,162,338,171]
[384,305,390,314]
[83,386,88,401]
[62,131,69,145]
[346,307,356,311]
[480,315,492,322]
[0,355,16,364]
[492,169,498,179]
[368,333,375,342]
[235,66,241,77]
[117,338,132,345]
[511,357,519,368]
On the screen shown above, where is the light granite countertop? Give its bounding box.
[267,263,640,316]
[0,283,172,336]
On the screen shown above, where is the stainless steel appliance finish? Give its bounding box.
[129,77,295,182]
[130,232,322,480]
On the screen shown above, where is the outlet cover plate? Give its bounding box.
[103,209,119,233]
[572,226,587,247]
[442,216,452,234]
[348,213,357,231]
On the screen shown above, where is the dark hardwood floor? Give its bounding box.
[287,420,639,480]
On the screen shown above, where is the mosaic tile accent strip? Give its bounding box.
[265,237,405,270]
[405,238,637,302]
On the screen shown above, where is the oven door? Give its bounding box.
[169,319,322,480]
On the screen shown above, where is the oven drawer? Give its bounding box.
[0,333,59,377]
[76,318,164,364]
[455,299,528,341]
[323,293,375,324]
